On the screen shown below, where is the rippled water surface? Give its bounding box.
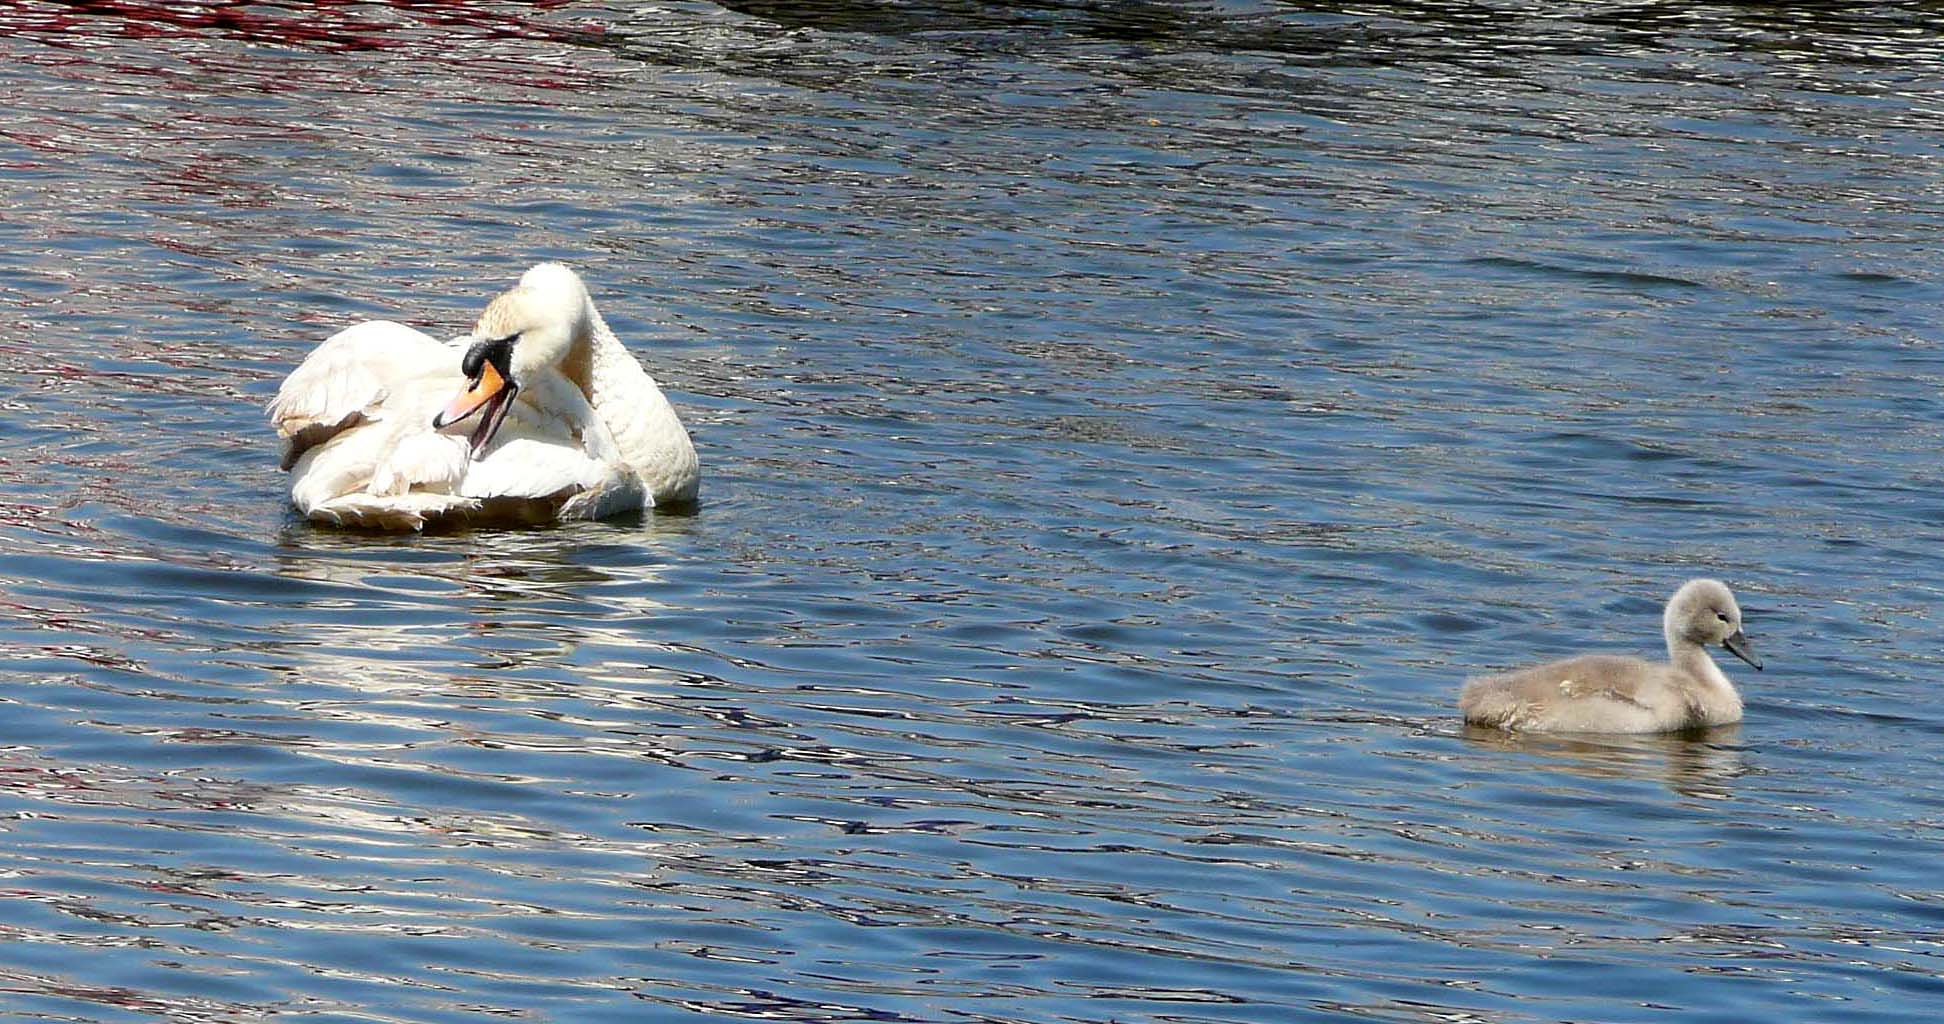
[5,2,1944,1020]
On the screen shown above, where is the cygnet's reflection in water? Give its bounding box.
[1462,723,1748,801]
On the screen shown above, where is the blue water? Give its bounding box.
[3,2,1944,1021]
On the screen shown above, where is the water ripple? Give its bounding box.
[2,2,1944,1022]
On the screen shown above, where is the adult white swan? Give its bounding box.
[269,263,699,529]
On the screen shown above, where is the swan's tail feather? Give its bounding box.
[304,492,480,532]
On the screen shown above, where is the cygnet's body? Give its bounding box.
[1460,578,1763,733]
[269,263,698,529]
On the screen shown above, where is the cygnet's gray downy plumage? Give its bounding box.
[1460,578,1763,733]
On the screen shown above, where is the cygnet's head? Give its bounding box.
[431,263,593,455]
[1664,578,1761,670]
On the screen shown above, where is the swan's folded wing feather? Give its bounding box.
[458,436,608,501]
[371,431,470,497]
[452,386,646,518]
[451,394,603,501]
[269,321,457,468]
[288,374,464,508]
[306,491,479,531]
[1460,654,1668,731]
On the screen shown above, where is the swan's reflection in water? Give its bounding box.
[263,514,704,697]
[1463,723,1749,800]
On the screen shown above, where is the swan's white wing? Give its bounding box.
[371,425,470,497]
[461,438,647,520]
[287,372,472,522]
[283,343,486,532]
[269,321,458,469]
[457,394,645,516]
[459,434,607,501]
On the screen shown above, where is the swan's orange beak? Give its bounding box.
[432,335,518,457]
[434,358,508,429]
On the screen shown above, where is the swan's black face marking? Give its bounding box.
[460,334,518,380]
[433,334,521,457]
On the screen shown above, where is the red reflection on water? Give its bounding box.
[0,0,592,54]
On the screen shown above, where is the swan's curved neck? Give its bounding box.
[1666,628,1738,722]
[574,299,699,504]
[1668,635,1743,726]
[1669,639,1729,688]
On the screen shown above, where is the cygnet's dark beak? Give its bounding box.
[1722,629,1762,670]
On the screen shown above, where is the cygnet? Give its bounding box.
[1460,578,1762,733]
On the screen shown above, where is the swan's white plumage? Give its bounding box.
[268,321,456,470]
[270,264,698,529]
